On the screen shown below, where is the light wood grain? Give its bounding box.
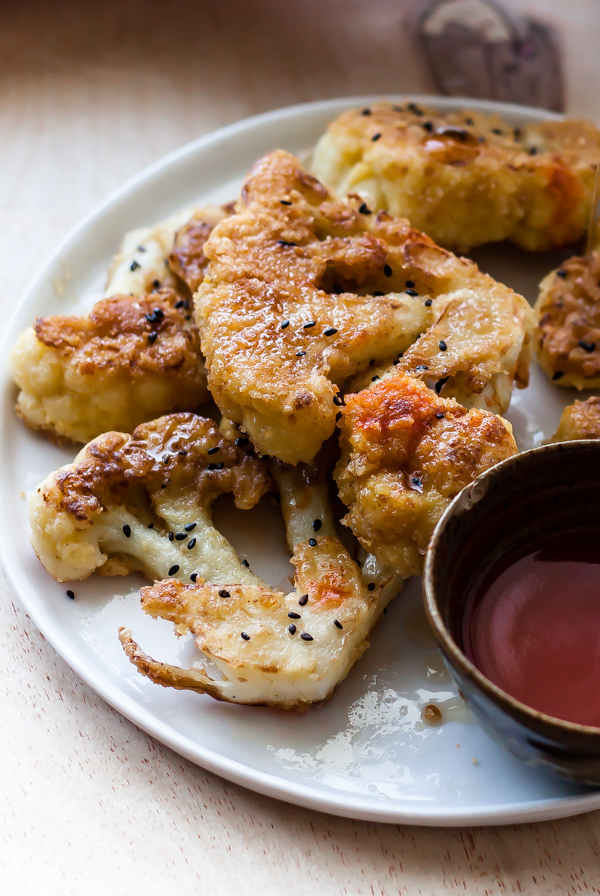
[3,1,600,893]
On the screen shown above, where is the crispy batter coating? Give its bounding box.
[311,102,600,252]
[10,290,208,443]
[169,203,234,294]
[550,397,600,442]
[535,251,600,389]
[30,413,270,583]
[335,374,517,576]
[196,149,530,464]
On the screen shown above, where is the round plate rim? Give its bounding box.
[3,93,600,826]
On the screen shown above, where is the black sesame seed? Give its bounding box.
[66,589,75,600]
[175,532,186,541]
[280,319,290,330]
[324,327,338,336]
[439,340,448,352]
[207,446,219,455]
[298,594,309,606]
[552,371,564,381]
[296,350,306,357]
[373,291,384,297]
[152,279,161,289]
[333,395,342,406]
[122,524,131,538]
[185,523,197,532]
[277,239,297,247]
[556,269,567,278]
[312,519,322,532]
[190,573,198,583]
[425,299,433,307]
[358,202,372,215]
[371,375,379,382]
[308,537,317,547]
[288,624,297,635]
[187,538,197,549]
[405,288,418,297]
[130,260,141,271]
[334,619,343,630]
[303,321,316,328]
[415,364,429,372]
[148,523,154,529]
[168,565,180,576]
[137,245,146,252]
[147,332,158,345]
[168,531,174,542]
[219,589,230,598]
[491,128,503,135]
[410,476,422,488]
[464,117,474,126]
[384,264,392,277]
[288,611,301,619]
[407,102,423,116]
[207,463,216,471]
[422,121,433,132]
[513,127,522,140]
[361,108,372,116]
[367,582,376,591]
[178,450,187,457]
[579,340,596,353]
[241,632,250,641]
[242,558,250,568]
[528,146,538,156]
[372,132,382,142]
[175,299,185,309]
[436,411,445,419]
[435,376,449,394]
[280,199,292,206]
[336,412,342,422]
[235,437,249,447]
[405,280,415,288]
[300,632,314,642]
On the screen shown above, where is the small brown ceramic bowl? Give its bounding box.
[423,439,600,785]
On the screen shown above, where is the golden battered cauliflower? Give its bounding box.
[196,149,530,464]
[335,373,518,577]
[311,102,600,252]
[10,290,208,444]
[535,251,600,390]
[120,460,401,708]
[550,397,600,442]
[29,413,270,583]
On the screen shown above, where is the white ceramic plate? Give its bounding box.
[3,95,600,826]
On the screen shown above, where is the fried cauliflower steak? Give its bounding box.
[550,397,600,442]
[10,290,208,443]
[535,251,600,389]
[105,203,230,298]
[311,102,600,252]
[120,461,401,708]
[29,413,270,583]
[335,373,517,577]
[196,149,531,464]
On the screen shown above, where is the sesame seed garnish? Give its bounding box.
[207,446,219,455]
[373,291,384,297]
[336,412,342,422]
[334,619,343,629]
[207,463,216,471]
[66,590,75,600]
[436,411,445,419]
[296,350,306,357]
[241,632,250,640]
[358,202,372,215]
[175,299,188,309]
[367,582,376,591]
[288,611,301,619]
[152,279,161,288]
[407,102,423,116]
[405,288,418,297]
[300,632,314,641]
[123,524,131,538]
[178,450,187,457]
[312,519,322,531]
[168,565,180,576]
[552,371,564,381]
[411,475,422,488]
[372,133,382,142]
[277,239,297,247]
[303,321,316,329]
[371,375,379,382]
[464,117,474,126]
[333,395,342,406]
[528,147,538,156]
[288,624,297,635]
[308,537,317,547]
[219,590,230,598]
[405,280,415,288]
[235,437,249,447]
[384,264,392,277]
[579,340,596,352]
[147,332,158,345]
[415,364,429,372]
[298,594,308,606]
[148,523,154,529]
[190,573,198,583]
[513,127,522,140]
[130,260,141,271]
[424,299,432,307]
[556,269,567,278]
[145,308,164,323]
[324,327,338,336]
[168,532,174,542]
[422,121,433,132]
[435,377,449,394]
[188,538,197,550]
[361,108,372,116]
[439,340,447,352]
[242,559,250,568]
[175,532,186,541]
[137,245,146,252]
[280,199,292,205]
[281,320,290,329]
[491,128,503,135]
[185,523,197,532]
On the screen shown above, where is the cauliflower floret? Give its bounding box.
[29,413,271,583]
[196,149,531,464]
[10,290,208,443]
[120,460,402,708]
[335,373,518,577]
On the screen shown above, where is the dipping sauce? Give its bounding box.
[462,528,600,727]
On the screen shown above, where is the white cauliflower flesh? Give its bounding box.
[29,413,271,584]
[10,290,208,444]
[120,460,402,709]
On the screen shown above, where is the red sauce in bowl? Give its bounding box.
[462,529,600,727]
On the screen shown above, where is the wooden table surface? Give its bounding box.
[3,1,600,893]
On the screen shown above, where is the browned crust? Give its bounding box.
[168,204,233,294]
[551,397,600,442]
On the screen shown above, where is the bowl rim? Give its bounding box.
[423,438,600,739]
